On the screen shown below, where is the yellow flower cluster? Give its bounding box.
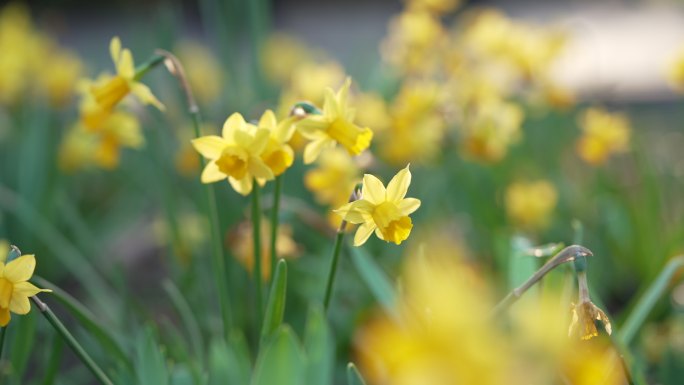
[0,4,83,107]
[505,180,558,232]
[576,107,631,165]
[60,37,164,171]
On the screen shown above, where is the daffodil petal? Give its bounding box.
[13,281,49,297]
[362,174,386,205]
[258,109,277,130]
[296,118,329,138]
[9,294,30,315]
[339,200,375,224]
[201,162,226,183]
[4,255,36,283]
[109,37,122,66]
[0,307,10,327]
[249,129,271,155]
[248,157,274,180]
[131,83,165,110]
[386,165,411,201]
[118,49,135,79]
[397,198,421,216]
[354,223,376,246]
[223,113,246,140]
[303,138,333,164]
[374,227,385,241]
[192,136,227,159]
[229,176,253,196]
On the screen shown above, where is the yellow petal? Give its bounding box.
[336,200,374,224]
[296,118,328,138]
[4,255,36,283]
[397,198,421,216]
[192,136,227,159]
[109,37,122,66]
[248,129,271,155]
[13,281,50,297]
[118,49,135,79]
[9,294,30,315]
[248,157,275,180]
[354,223,376,246]
[335,77,352,116]
[223,113,246,140]
[131,83,165,110]
[0,307,10,326]
[258,109,277,130]
[229,176,253,196]
[200,162,226,183]
[362,174,386,205]
[274,116,297,143]
[386,165,411,202]
[303,138,333,164]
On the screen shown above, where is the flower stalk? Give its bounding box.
[252,182,264,325]
[269,175,282,288]
[32,296,114,385]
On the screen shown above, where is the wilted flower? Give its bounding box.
[192,113,274,195]
[335,165,420,246]
[0,252,51,326]
[576,108,630,165]
[569,301,612,341]
[505,180,558,231]
[297,78,373,163]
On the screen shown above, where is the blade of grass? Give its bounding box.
[162,280,205,364]
[260,260,287,343]
[347,245,397,318]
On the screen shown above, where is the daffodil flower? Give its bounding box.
[335,165,420,246]
[256,110,297,178]
[82,37,164,130]
[0,253,51,326]
[296,78,373,164]
[568,301,612,340]
[192,113,274,195]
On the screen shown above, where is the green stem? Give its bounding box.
[133,54,165,81]
[323,224,347,311]
[252,182,264,325]
[0,326,6,364]
[32,296,114,385]
[269,176,282,288]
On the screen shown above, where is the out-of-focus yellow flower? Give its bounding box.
[0,252,51,326]
[460,98,523,163]
[336,165,420,246]
[297,78,373,164]
[381,9,446,74]
[353,92,392,134]
[153,211,208,265]
[561,341,627,385]
[256,110,296,178]
[667,48,684,92]
[36,48,82,107]
[569,301,613,341]
[576,108,631,165]
[356,251,510,385]
[406,0,461,15]
[82,37,164,130]
[229,217,300,281]
[505,180,558,231]
[60,110,143,171]
[276,60,346,119]
[262,34,314,85]
[175,40,224,104]
[192,113,274,195]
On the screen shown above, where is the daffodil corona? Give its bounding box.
[296,78,373,164]
[336,165,420,246]
[192,113,274,195]
[0,252,51,326]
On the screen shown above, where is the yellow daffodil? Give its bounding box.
[82,37,164,130]
[229,217,300,282]
[569,301,613,341]
[576,108,630,165]
[460,98,524,163]
[256,110,296,177]
[37,49,83,107]
[296,78,373,164]
[192,113,274,195]
[505,180,558,231]
[335,165,420,246]
[0,252,51,326]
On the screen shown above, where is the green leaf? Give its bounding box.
[10,311,36,382]
[347,246,397,317]
[135,326,169,385]
[208,332,252,385]
[619,255,684,345]
[261,260,288,342]
[346,363,367,385]
[170,365,195,385]
[251,326,305,385]
[303,305,333,385]
[162,280,204,363]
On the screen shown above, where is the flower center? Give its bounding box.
[326,118,372,156]
[215,146,249,179]
[92,76,130,111]
[264,148,293,177]
[0,278,13,309]
[372,202,413,245]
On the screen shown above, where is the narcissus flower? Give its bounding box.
[256,110,296,178]
[576,108,630,165]
[82,37,164,130]
[296,78,373,164]
[569,301,612,341]
[505,180,558,231]
[0,253,51,326]
[192,113,274,195]
[335,165,420,246]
